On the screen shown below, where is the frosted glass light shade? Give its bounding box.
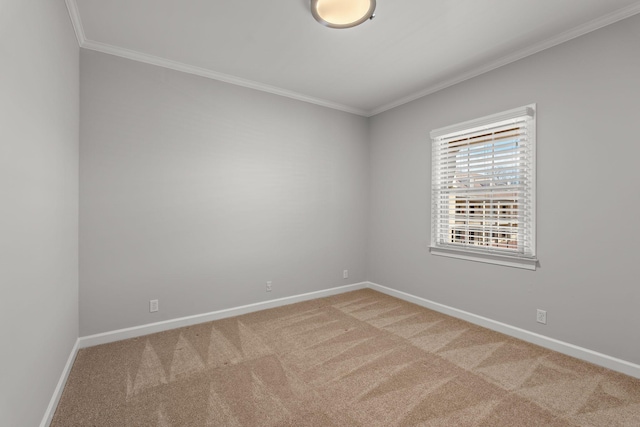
[311,0,376,29]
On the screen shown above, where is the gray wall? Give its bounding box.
[368,14,640,364]
[80,51,369,336]
[1,3,636,424]
[0,1,79,426]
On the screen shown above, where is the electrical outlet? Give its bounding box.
[266,281,272,292]
[150,299,159,313]
[536,309,547,324]
[343,269,349,279]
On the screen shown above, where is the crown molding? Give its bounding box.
[65,0,640,118]
[65,2,367,116]
[368,1,640,117]
[64,0,86,46]
[80,39,368,117]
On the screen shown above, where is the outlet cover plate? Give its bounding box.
[536,309,547,324]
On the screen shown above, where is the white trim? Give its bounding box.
[79,282,368,348]
[366,282,640,379]
[430,247,538,271]
[77,280,640,379]
[40,338,80,427]
[64,0,640,117]
[64,0,86,46]
[430,104,537,268]
[369,2,640,116]
[430,105,534,139]
[78,39,369,117]
[41,280,640,425]
[64,1,366,116]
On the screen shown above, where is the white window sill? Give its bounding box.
[430,246,538,270]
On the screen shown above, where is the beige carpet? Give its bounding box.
[52,289,640,426]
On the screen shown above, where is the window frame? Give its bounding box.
[429,104,537,270]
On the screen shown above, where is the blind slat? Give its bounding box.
[431,106,536,258]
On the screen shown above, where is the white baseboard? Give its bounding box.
[367,281,640,379]
[79,282,368,349]
[43,279,640,427]
[77,280,640,379]
[40,338,80,427]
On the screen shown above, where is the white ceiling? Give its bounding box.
[67,0,640,116]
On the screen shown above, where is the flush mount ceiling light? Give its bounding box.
[311,0,376,29]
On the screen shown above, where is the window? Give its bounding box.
[430,105,537,270]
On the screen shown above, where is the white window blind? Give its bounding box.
[430,105,537,270]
